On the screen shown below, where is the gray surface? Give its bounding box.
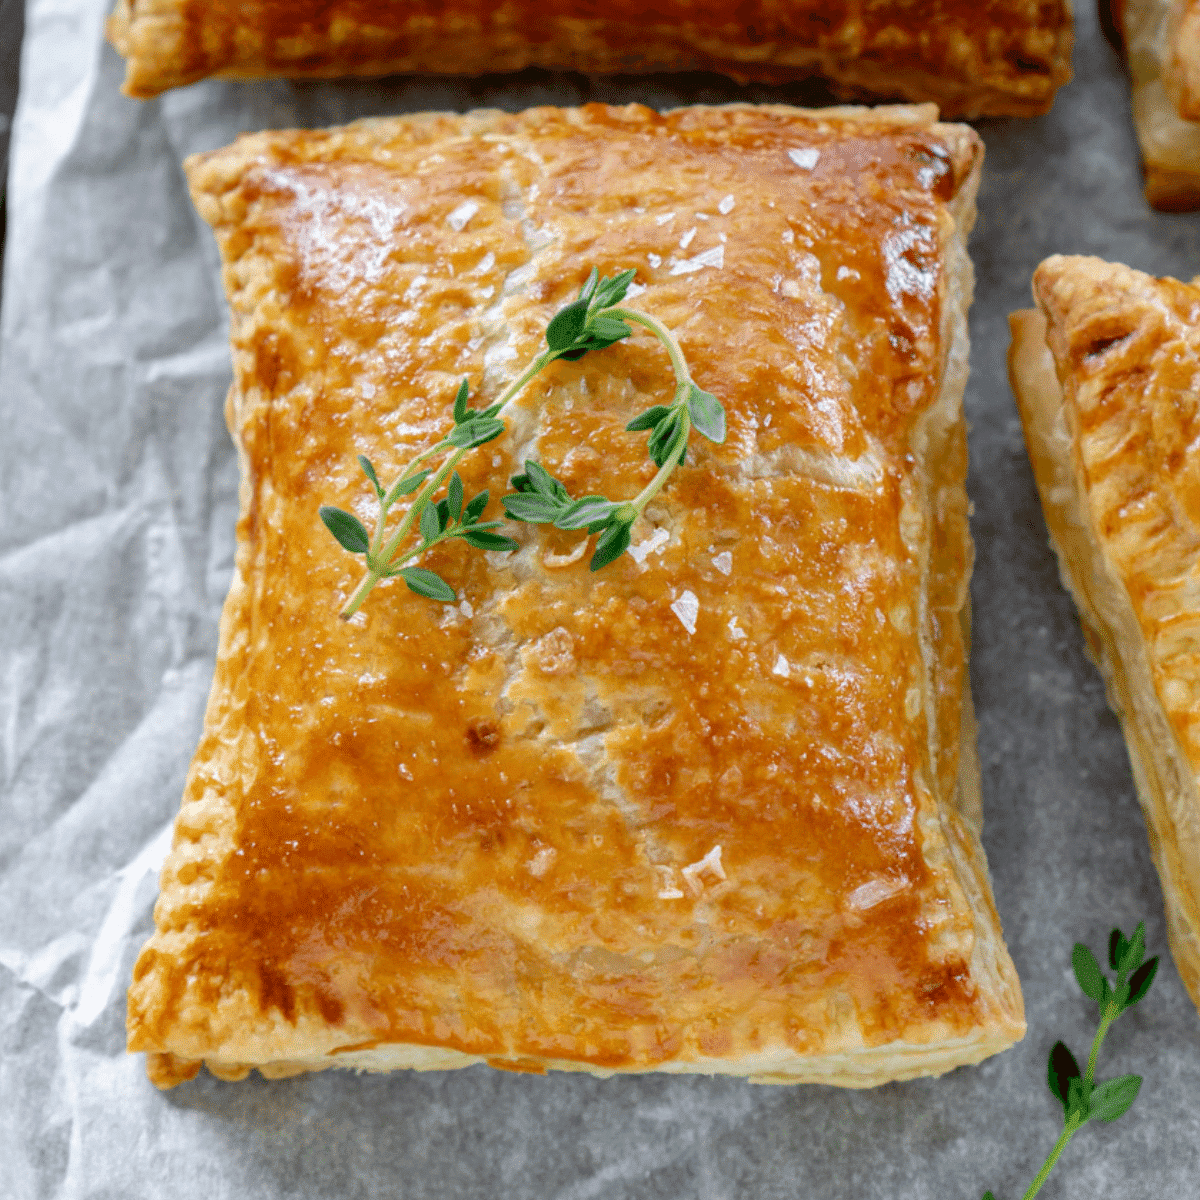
[0,0,26,285]
[2,1,1199,1198]
[0,0,22,174]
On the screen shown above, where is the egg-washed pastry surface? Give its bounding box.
[128,102,1025,1090]
[1109,0,1200,209]
[107,0,1073,117]
[1009,254,1200,1014]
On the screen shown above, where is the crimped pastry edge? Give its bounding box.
[147,1023,1019,1089]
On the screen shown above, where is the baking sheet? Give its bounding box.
[2,2,1200,1197]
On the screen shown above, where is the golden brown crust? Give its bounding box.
[127,102,1024,1088]
[1111,0,1200,209]
[106,0,1072,116]
[1009,254,1200,1015]
[1166,0,1200,118]
[1144,164,1200,210]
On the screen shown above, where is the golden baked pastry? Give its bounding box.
[1166,0,1200,116]
[1108,0,1200,209]
[106,0,1073,117]
[1009,254,1200,1015]
[127,102,1025,1090]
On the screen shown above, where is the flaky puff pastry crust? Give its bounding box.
[1166,0,1200,116]
[1109,0,1200,209]
[1010,255,1200,1015]
[127,103,1025,1090]
[106,0,1073,117]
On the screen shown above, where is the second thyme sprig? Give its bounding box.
[982,923,1158,1200]
[320,268,725,618]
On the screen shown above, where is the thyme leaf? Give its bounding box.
[982,923,1158,1200]
[321,267,724,618]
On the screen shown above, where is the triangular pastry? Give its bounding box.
[1010,254,1200,1013]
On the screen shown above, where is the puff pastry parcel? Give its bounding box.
[107,0,1073,117]
[127,102,1025,1089]
[1010,254,1200,1013]
[1108,0,1200,209]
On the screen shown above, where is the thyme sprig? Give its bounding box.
[983,923,1158,1200]
[319,268,725,617]
[501,302,724,572]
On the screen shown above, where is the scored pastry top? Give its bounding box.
[127,104,1023,1087]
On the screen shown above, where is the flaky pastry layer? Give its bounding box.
[1009,254,1200,1015]
[1111,0,1200,209]
[128,102,1024,1089]
[106,0,1072,117]
[1165,0,1200,117]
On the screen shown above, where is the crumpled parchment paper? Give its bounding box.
[2,2,1199,1197]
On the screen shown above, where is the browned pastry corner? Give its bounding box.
[1105,0,1200,209]
[1009,254,1200,1016]
[127,102,1025,1090]
[106,0,1073,117]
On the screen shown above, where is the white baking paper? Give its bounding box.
[2,1,1199,1197]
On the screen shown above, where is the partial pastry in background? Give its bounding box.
[126,102,1026,1089]
[1165,0,1200,114]
[1106,0,1200,209]
[107,0,1073,117]
[1009,254,1200,1014]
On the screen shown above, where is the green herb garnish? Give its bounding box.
[320,268,725,618]
[983,923,1158,1200]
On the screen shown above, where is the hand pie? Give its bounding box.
[1107,0,1200,209]
[106,0,1073,117]
[1009,254,1200,1013]
[126,102,1025,1089]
